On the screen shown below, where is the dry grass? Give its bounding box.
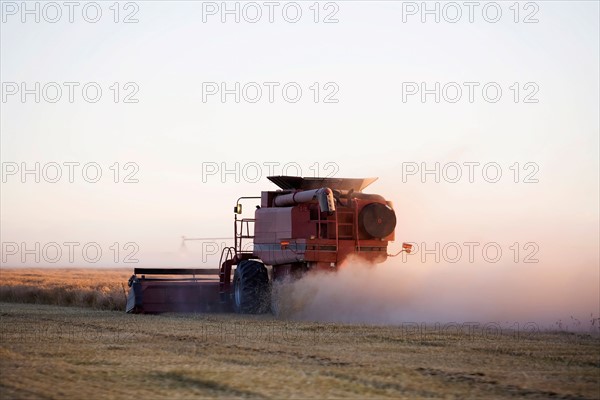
[0,269,599,398]
[1,302,599,399]
[0,268,131,310]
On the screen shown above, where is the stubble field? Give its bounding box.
[0,268,598,399]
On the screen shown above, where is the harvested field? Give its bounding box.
[1,302,599,399]
[1,267,600,399]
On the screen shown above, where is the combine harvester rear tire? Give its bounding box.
[233,260,270,314]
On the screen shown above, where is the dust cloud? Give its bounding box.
[272,255,600,333]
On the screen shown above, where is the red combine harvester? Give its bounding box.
[126,176,409,314]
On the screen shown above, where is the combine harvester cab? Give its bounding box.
[126,176,409,314]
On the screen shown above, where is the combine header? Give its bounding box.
[126,176,406,314]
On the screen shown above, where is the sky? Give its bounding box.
[1,1,598,325]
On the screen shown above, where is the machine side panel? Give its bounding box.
[254,207,292,243]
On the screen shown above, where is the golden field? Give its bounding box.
[0,268,599,399]
[0,268,131,310]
